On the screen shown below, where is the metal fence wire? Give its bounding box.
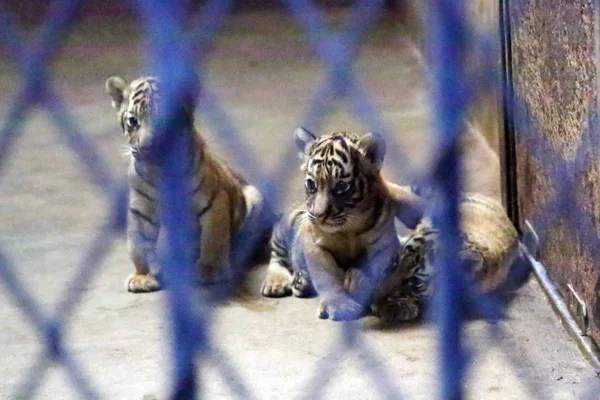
[0,0,569,399]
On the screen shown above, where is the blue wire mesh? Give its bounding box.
[0,0,576,398]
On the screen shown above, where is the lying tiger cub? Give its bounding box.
[261,128,424,320]
[371,191,525,323]
[106,74,275,292]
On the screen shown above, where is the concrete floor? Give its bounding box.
[0,9,597,400]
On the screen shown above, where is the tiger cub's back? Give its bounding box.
[378,192,520,302]
[459,193,519,292]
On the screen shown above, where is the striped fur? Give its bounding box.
[106,75,274,292]
[261,128,424,321]
[372,192,521,323]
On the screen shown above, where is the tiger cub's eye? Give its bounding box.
[126,116,139,131]
[305,178,317,194]
[332,181,351,195]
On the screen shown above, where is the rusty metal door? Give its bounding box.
[504,0,600,348]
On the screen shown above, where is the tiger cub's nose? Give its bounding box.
[312,192,331,220]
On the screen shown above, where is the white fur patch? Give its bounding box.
[243,185,264,217]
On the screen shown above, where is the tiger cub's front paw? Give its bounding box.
[291,270,317,298]
[125,272,161,293]
[261,267,293,297]
[318,295,365,321]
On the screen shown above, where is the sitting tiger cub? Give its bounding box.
[261,128,424,320]
[106,74,274,292]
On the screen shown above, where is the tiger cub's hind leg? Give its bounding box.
[372,293,421,323]
[197,190,234,284]
[370,227,435,322]
[261,214,294,297]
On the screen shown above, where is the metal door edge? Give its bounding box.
[522,245,600,373]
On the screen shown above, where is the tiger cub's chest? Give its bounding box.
[311,228,390,270]
[316,234,365,267]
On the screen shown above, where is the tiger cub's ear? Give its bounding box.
[294,127,317,161]
[357,132,386,172]
[106,75,127,110]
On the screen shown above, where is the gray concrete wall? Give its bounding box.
[394,0,503,153]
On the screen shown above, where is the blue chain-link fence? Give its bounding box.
[0,0,586,399]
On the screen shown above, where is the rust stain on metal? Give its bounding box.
[511,0,600,345]
[512,0,596,160]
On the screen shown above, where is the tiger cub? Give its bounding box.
[106,74,274,292]
[261,128,424,321]
[371,192,523,323]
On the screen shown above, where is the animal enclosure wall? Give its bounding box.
[508,0,600,346]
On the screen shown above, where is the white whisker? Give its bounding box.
[120,146,133,161]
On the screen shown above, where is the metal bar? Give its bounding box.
[282,0,415,181]
[53,185,126,327]
[187,0,234,61]
[356,335,404,399]
[197,86,263,182]
[44,91,115,193]
[0,3,24,60]
[14,352,50,400]
[0,92,31,173]
[526,248,600,371]
[134,2,205,398]
[159,137,203,400]
[210,348,257,400]
[499,0,521,231]
[59,350,102,400]
[426,0,470,398]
